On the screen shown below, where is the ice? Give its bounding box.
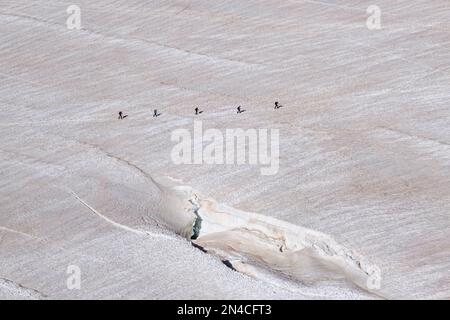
[0,0,449,299]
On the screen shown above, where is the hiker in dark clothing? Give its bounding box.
[195,107,199,115]
[274,102,279,109]
[153,109,158,117]
[237,106,242,114]
[118,111,123,119]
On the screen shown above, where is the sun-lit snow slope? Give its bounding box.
[0,0,449,299]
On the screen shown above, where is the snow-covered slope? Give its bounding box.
[0,0,449,299]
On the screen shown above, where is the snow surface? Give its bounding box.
[0,0,449,299]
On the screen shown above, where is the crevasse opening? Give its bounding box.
[189,199,202,240]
